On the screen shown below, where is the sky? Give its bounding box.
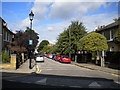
[0,0,119,45]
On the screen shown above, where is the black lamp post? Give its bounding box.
[29,11,34,69]
[29,11,34,30]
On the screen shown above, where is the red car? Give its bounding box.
[55,55,63,61]
[60,56,71,63]
[43,53,47,57]
[47,53,51,58]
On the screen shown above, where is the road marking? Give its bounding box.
[35,64,42,74]
[111,74,119,77]
[88,81,101,88]
[14,71,32,73]
[35,78,47,85]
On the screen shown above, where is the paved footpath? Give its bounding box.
[71,62,120,77]
[1,59,36,74]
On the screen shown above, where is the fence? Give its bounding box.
[105,51,120,69]
[71,53,92,63]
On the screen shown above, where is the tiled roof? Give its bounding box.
[96,21,119,32]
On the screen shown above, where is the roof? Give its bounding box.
[0,17,15,35]
[48,43,55,46]
[96,21,119,32]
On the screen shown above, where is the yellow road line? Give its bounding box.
[111,74,120,77]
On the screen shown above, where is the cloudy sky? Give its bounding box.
[1,0,119,44]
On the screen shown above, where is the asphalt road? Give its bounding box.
[2,57,120,89]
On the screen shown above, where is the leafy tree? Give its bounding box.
[24,27,39,52]
[8,27,39,53]
[8,30,27,53]
[78,32,108,64]
[40,45,51,53]
[37,40,49,52]
[56,30,69,54]
[113,26,120,44]
[56,21,87,55]
[68,21,87,54]
[78,32,108,52]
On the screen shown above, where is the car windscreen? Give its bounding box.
[36,55,43,57]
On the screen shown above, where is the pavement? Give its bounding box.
[1,59,36,74]
[1,59,120,77]
[71,61,120,77]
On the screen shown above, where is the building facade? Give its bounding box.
[0,17,15,55]
[96,21,120,52]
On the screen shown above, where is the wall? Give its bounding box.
[0,54,16,69]
[107,42,120,52]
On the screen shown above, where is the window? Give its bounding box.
[104,30,110,40]
[102,32,105,36]
[6,31,7,41]
[110,47,114,52]
[110,30,114,40]
[7,33,9,41]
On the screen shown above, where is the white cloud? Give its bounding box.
[7,1,118,44]
[35,12,117,44]
[81,13,118,32]
[31,1,49,21]
[48,2,106,20]
[47,26,53,31]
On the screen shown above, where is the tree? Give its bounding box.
[37,40,49,52]
[24,27,39,52]
[113,26,120,45]
[68,21,87,54]
[78,32,108,52]
[8,30,27,53]
[56,21,87,55]
[78,32,108,65]
[56,30,69,54]
[40,45,51,53]
[8,27,39,53]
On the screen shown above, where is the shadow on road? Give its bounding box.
[1,72,120,89]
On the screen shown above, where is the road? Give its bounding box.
[2,57,120,88]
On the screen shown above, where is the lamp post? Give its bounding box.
[69,28,71,59]
[29,11,34,30]
[29,11,34,69]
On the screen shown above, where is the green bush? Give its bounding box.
[2,51,10,63]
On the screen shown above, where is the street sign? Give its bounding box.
[29,40,33,45]
[35,78,47,85]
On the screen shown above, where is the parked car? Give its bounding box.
[35,55,44,62]
[52,54,57,60]
[43,53,47,57]
[60,56,71,63]
[47,53,51,58]
[49,54,53,59]
[55,55,64,61]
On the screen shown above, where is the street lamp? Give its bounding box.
[29,11,34,69]
[29,11,34,30]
